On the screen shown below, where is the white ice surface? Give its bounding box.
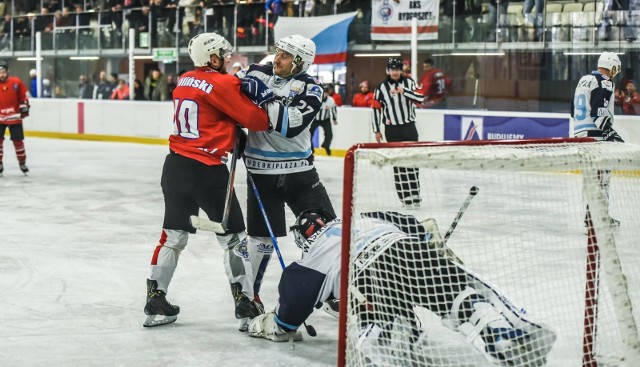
[1,138,344,367]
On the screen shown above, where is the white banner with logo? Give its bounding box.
[371,0,439,41]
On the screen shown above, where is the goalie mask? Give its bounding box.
[291,208,336,251]
[188,32,233,69]
[598,52,621,78]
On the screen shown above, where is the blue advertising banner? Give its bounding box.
[444,115,570,141]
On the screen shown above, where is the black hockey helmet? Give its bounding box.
[0,60,8,71]
[387,58,404,70]
[290,208,336,250]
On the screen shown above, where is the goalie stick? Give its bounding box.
[189,133,240,234]
[246,171,317,338]
[443,186,479,246]
[432,186,479,264]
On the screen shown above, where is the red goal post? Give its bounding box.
[338,138,640,367]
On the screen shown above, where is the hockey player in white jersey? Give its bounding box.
[248,209,556,367]
[571,51,624,227]
[235,35,336,307]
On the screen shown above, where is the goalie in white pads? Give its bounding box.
[248,209,556,366]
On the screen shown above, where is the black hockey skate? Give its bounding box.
[19,164,28,175]
[143,279,179,327]
[231,283,263,332]
[0,163,3,176]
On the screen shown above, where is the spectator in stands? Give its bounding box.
[189,5,204,37]
[46,0,62,12]
[54,85,66,98]
[325,84,343,106]
[620,68,635,92]
[133,79,146,100]
[37,7,54,31]
[402,60,412,79]
[144,69,168,101]
[352,80,374,107]
[0,14,12,51]
[522,0,543,41]
[111,79,131,100]
[29,69,37,98]
[95,71,116,100]
[41,79,53,98]
[266,0,285,23]
[488,0,509,42]
[54,9,71,49]
[107,0,125,48]
[78,74,94,99]
[166,74,177,97]
[419,58,452,109]
[622,80,640,115]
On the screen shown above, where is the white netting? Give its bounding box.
[341,141,640,367]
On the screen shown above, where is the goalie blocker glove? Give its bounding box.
[240,75,276,107]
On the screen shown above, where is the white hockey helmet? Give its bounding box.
[274,35,316,74]
[598,52,621,78]
[188,32,233,68]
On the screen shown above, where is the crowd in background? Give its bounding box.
[0,0,368,49]
[27,66,178,101]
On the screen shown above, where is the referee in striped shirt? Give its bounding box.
[372,58,425,208]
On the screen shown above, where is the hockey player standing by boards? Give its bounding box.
[143,32,272,327]
[247,209,556,367]
[571,51,624,227]
[235,35,336,306]
[0,61,30,176]
[371,58,424,208]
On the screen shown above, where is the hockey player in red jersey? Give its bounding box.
[419,58,451,109]
[0,61,30,176]
[144,32,273,328]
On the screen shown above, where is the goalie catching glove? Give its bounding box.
[240,75,276,107]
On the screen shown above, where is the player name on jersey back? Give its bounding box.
[177,76,213,94]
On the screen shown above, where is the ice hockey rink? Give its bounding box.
[3,137,640,366]
[1,138,342,367]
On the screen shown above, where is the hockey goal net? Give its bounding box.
[338,139,640,367]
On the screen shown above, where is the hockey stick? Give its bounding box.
[246,171,317,337]
[189,134,240,234]
[0,113,21,122]
[443,186,479,246]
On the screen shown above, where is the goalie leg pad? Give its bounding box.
[446,274,557,366]
[248,312,303,342]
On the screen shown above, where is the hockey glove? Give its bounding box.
[240,75,275,107]
[234,126,247,160]
[597,116,625,142]
[19,103,29,118]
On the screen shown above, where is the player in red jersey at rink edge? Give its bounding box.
[143,32,272,328]
[0,60,30,176]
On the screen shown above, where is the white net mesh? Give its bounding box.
[341,141,640,367]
